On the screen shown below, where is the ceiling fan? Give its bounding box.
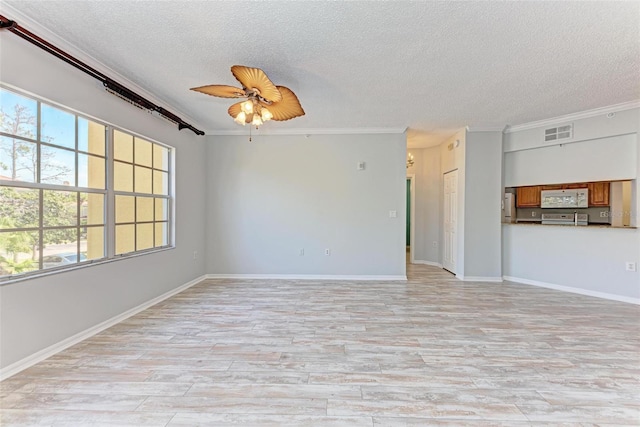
[191,65,305,128]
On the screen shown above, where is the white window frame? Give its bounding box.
[0,84,174,283]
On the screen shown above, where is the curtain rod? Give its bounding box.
[0,15,205,136]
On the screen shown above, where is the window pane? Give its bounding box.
[136,223,153,251]
[82,226,104,260]
[0,88,37,139]
[115,195,135,224]
[78,118,105,156]
[43,190,77,227]
[78,154,105,189]
[41,104,75,149]
[0,230,39,276]
[114,130,133,162]
[136,197,154,222]
[81,193,104,225]
[155,198,168,221]
[154,222,168,247]
[114,161,133,192]
[0,136,37,183]
[135,166,152,194]
[42,228,78,270]
[0,186,39,229]
[40,145,75,185]
[135,137,152,167]
[115,224,135,255]
[153,170,168,195]
[153,144,169,171]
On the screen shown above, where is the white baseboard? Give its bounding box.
[457,275,503,282]
[503,276,640,305]
[411,260,443,268]
[0,274,207,381]
[206,274,407,281]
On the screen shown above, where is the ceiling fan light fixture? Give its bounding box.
[261,107,273,121]
[251,114,263,127]
[241,100,254,115]
[234,111,247,125]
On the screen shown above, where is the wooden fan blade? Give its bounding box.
[190,85,245,98]
[228,102,242,119]
[260,86,305,121]
[231,65,282,103]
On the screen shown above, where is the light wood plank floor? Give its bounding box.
[1,264,639,426]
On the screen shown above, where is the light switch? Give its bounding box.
[357,161,366,170]
[389,210,397,218]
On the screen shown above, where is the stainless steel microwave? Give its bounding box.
[541,189,588,208]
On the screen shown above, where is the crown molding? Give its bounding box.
[504,100,640,134]
[465,125,508,133]
[0,2,203,129]
[206,127,408,136]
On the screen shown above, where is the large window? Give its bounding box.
[0,86,173,281]
[113,129,170,254]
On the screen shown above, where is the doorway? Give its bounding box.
[442,169,457,274]
[406,174,415,264]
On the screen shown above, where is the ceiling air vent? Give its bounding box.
[544,124,572,142]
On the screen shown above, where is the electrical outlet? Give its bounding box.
[625,262,637,272]
[299,248,304,256]
[193,250,198,260]
[531,211,536,217]
[389,210,397,218]
[325,248,331,256]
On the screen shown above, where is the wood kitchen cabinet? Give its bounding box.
[562,183,588,189]
[588,182,610,206]
[516,186,541,207]
[514,181,610,208]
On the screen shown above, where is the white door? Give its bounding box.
[443,170,457,273]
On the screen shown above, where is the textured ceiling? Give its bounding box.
[3,1,640,147]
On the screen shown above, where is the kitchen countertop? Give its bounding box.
[503,222,637,229]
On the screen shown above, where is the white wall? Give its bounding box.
[502,106,640,302]
[623,181,632,227]
[610,182,624,227]
[205,133,407,277]
[503,107,640,153]
[406,146,441,265]
[504,133,637,187]
[463,131,503,279]
[503,225,639,302]
[0,30,207,369]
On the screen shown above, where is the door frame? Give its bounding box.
[406,174,416,264]
[442,169,457,274]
